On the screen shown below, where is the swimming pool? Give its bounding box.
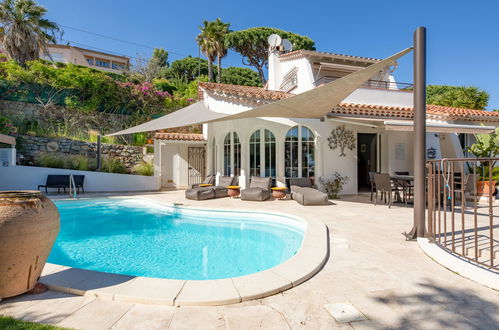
[49,198,305,280]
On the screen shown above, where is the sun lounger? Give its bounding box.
[212,176,237,198]
[289,178,328,205]
[189,175,215,189]
[241,176,272,201]
[185,186,215,200]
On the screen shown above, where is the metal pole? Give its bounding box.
[405,26,427,239]
[97,134,102,171]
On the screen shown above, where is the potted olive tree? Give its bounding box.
[467,128,499,197]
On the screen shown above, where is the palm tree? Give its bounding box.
[211,18,230,83]
[0,0,60,66]
[196,20,217,82]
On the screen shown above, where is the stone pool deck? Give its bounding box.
[1,191,498,329]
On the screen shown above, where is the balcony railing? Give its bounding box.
[426,158,498,272]
[314,76,413,91]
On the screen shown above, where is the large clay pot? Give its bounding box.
[476,180,497,197]
[0,191,60,298]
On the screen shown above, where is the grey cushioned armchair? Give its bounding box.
[241,176,272,201]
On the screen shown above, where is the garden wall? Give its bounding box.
[16,134,145,170]
[0,165,160,192]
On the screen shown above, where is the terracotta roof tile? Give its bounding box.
[279,50,381,62]
[198,83,499,122]
[154,132,205,141]
[198,82,291,101]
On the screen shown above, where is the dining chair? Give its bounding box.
[368,171,379,201]
[374,173,405,208]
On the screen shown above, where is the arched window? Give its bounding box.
[249,129,276,177]
[223,132,241,176]
[285,126,315,178]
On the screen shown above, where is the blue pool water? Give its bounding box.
[49,198,304,280]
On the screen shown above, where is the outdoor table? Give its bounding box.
[226,186,240,198]
[390,175,414,203]
[271,187,287,200]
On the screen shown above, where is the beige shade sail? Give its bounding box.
[107,101,227,136]
[108,47,412,136]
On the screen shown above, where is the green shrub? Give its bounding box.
[65,155,92,171]
[132,161,154,176]
[38,153,66,169]
[101,157,127,174]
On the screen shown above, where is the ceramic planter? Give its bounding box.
[476,180,497,197]
[0,191,60,298]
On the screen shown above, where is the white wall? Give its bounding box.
[0,166,160,192]
[343,88,413,107]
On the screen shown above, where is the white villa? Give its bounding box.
[153,47,499,194]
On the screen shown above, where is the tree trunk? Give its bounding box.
[257,65,266,85]
[208,61,213,82]
[217,56,222,83]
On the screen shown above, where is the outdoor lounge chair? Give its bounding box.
[38,175,70,194]
[185,186,215,200]
[212,176,237,198]
[73,175,85,193]
[240,176,272,201]
[189,175,215,189]
[289,178,328,205]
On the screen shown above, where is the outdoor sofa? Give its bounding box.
[240,176,272,201]
[185,176,237,200]
[289,178,328,205]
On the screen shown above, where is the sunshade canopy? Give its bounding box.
[108,47,412,136]
[384,120,496,134]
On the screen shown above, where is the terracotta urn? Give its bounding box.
[0,191,60,299]
[476,180,497,197]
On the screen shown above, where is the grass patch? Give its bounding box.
[0,315,70,330]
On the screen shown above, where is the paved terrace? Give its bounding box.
[1,191,498,329]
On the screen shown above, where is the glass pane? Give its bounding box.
[301,127,315,178]
[233,132,241,176]
[264,129,276,177]
[224,133,231,176]
[250,130,261,177]
[285,126,299,178]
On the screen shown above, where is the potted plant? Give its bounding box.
[467,127,499,197]
[318,172,350,199]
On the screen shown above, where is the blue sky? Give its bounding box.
[38,0,499,109]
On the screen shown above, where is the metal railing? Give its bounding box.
[314,76,413,91]
[426,158,498,271]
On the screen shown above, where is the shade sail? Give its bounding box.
[107,101,227,136]
[384,120,496,134]
[108,47,412,136]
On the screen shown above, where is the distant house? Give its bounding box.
[0,43,129,74]
[42,44,129,74]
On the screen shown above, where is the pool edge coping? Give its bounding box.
[40,197,329,306]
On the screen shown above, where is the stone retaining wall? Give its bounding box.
[16,135,144,170]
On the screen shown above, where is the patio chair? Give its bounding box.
[189,175,215,189]
[289,178,328,206]
[212,176,238,198]
[73,175,85,193]
[373,173,405,208]
[38,175,70,194]
[240,176,272,201]
[394,171,413,202]
[368,172,379,201]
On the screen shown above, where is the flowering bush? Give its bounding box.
[0,116,17,135]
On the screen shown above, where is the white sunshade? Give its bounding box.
[108,47,412,136]
[384,120,496,134]
[108,101,227,136]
